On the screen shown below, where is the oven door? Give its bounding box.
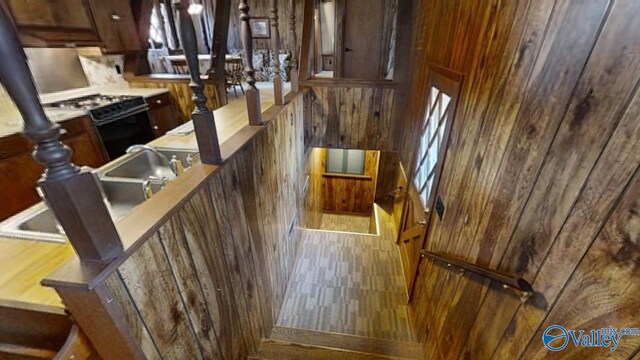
[95,110,154,160]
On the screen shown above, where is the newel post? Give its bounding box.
[239,0,263,125]
[0,10,122,263]
[175,0,223,164]
[270,0,284,105]
[289,0,299,92]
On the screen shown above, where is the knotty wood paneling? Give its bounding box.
[302,147,325,229]
[227,0,303,53]
[375,150,400,202]
[398,0,640,359]
[310,85,396,151]
[322,150,379,214]
[129,76,227,124]
[102,96,305,359]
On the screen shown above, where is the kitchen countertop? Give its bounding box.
[0,83,169,138]
[0,82,279,310]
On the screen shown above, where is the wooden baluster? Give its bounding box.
[0,9,122,263]
[298,0,313,81]
[270,0,284,105]
[208,0,232,81]
[239,0,263,125]
[164,0,181,49]
[175,0,223,164]
[289,0,299,92]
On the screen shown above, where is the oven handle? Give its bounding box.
[93,104,150,126]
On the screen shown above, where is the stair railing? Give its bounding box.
[419,250,534,302]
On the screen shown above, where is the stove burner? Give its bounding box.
[46,94,148,125]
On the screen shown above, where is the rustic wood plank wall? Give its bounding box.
[398,0,640,359]
[302,147,325,229]
[102,96,305,358]
[309,85,396,151]
[227,0,303,53]
[374,151,400,202]
[322,150,379,214]
[129,77,227,124]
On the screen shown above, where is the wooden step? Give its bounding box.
[261,326,424,359]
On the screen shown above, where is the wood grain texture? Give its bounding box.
[98,95,306,359]
[310,86,396,151]
[227,0,303,53]
[322,150,379,214]
[269,326,423,359]
[398,0,640,359]
[129,76,227,124]
[302,147,325,229]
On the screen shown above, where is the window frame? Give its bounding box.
[410,65,462,212]
[325,148,366,175]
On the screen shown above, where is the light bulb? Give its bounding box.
[188,3,203,15]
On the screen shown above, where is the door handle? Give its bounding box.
[345,47,353,52]
[418,220,427,227]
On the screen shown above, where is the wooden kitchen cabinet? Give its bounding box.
[147,93,178,138]
[0,0,102,47]
[0,116,107,221]
[88,0,140,53]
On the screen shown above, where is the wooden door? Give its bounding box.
[398,67,461,292]
[339,0,385,78]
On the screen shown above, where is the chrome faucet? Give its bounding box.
[125,144,179,176]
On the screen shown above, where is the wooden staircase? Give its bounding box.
[254,326,424,359]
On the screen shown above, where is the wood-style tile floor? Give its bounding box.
[278,204,413,341]
[319,212,373,234]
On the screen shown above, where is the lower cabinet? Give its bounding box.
[146,93,178,138]
[0,116,108,221]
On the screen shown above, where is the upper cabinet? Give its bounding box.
[1,0,102,47]
[88,0,140,53]
[0,0,139,53]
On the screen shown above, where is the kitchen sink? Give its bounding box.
[0,146,197,243]
[101,147,199,180]
[0,179,163,243]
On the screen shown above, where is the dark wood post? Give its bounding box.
[270,0,285,105]
[164,0,181,49]
[289,0,299,92]
[239,0,263,125]
[299,0,314,81]
[208,0,232,81]
[175,0,223,164]
[0,10,122,263]
[55,283,147,359]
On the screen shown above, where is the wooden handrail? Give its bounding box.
[0,7,123,263]
[419,250,533,301]
[175,0,223,164]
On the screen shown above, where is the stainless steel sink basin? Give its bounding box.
[0,179,163,243]
[101,179,163,220]
[102,149,177,181]
[0,146,196,243]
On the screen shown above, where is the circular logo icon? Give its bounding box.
[543,325,569,351]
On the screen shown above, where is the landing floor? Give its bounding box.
[278,205,413,341]
[319,211,373,234]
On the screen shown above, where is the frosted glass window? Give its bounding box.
[326,149,365,175]
[413,86,451,208]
